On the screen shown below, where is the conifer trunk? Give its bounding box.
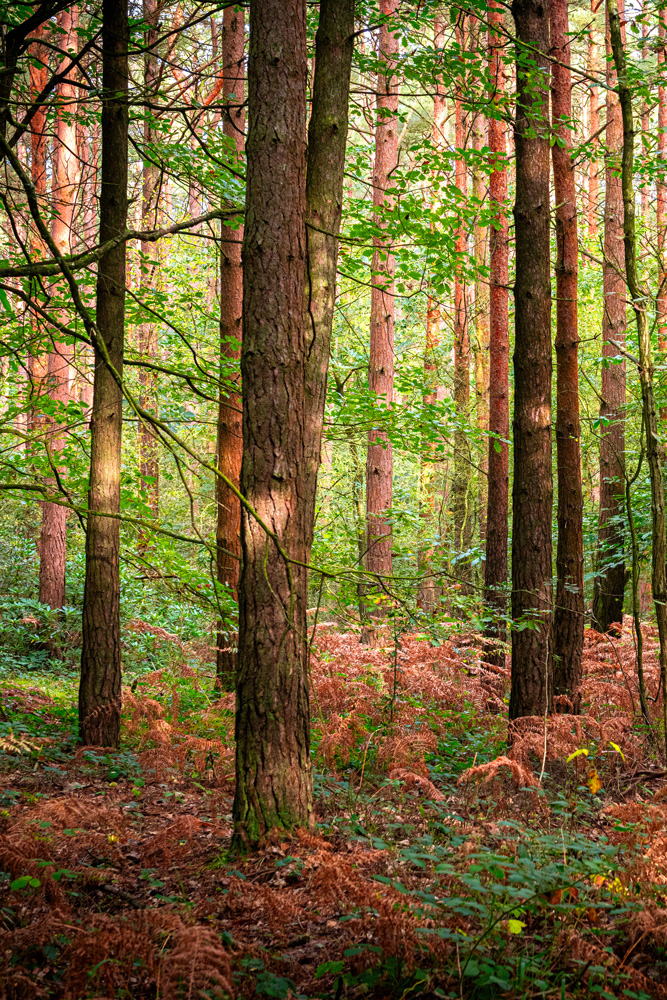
[593,0,626,634]
[233,0,312,848]
[79,0,129,748]
[658,13,666,348]
[215,4,245,690]
[28,27,48,433]
[587,1,599,237]
[366,0,399,599]
[551,0,584,705]
[452,18,471,581]
[484,0,510,660]
[39,6,79,610]
[509,0,553,720]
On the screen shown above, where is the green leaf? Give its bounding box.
[507,919,525,934]
[315,961,345,979]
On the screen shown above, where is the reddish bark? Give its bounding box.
[551,0,584,705]
[215,4,245,690]
[452,18,471,577]
[366,0,399,594]
[593,0,626,634]
[658,13,666,349]
[39,6,80,610]
[484,0,509,654]
[28,27,48,427]
[233,0,312,847]
[587,0,599,237]
[79,0,129,748]
[510,0,553,720]
[472,108,489,543]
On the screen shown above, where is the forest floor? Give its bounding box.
[2,624,667,999]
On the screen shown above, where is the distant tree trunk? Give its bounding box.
[640,8,649,219]
[137,0,160,540]
[79,0,129,748]
[233,0,311,848]
[419,15,446,613]
[365,0,399,610]
[551,0,584,706]
[452,18,472,581]
[587,0,599,237]
[484,0,510,662]
[304,0,354,538]
[39,6,80,610]
[509,0,553,720]
[593,0,626,635]
[658,13,666,349]
[28,26,48,431]
[608,0,667,752]
[472,109,489,544]
[215,4,245,691]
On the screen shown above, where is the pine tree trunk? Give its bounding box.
[233,0,312,848]
[587,0,599,237]
[419,16,446,613]
[551,0,584,706]
[593,0,626,635]
[39,6,80,610]
[28,27,48,434]
[608,0,667,752]
[215,4,245,690]
[658,13,666,348]
[366,0,399,606]
[472,108,489,544]
[452,19,472,580]
[137,0,160,541]
[509,0,553,720]
[484,0,510,662]
[79,0,129,748]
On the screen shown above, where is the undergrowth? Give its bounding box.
[1,623,667,998]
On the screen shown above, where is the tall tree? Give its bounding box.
[550,0,584,704]
[592,0,626,634]
[28,25,48,432]
[484,0,510,662]
[39,6,80,610]
[472,106,489,544]
[658,11,666,349]
[137,0,161,537]
[509,0,553,720]
[232,0,311,847]
[452,17,472,580]
[215,4,245,690]
[365,0,399,607]
[78,0,129,747]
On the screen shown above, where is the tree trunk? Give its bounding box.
[550,0,584,706]
[592,0,626,635]
[509,0,553,720]
[137,0,160,541]
[79,0,129,748]
[452,18,472,581]
[484,0,510,662]
[28,26,48,434]
[658,13,666,349]
[472,109,489,545]
[365,0,399,607]
[419,15,446,613]
[215,4,245,690]
[39,6,80,610]
[233,0,311,848]
[608,0,667,752]
[587,0,599,237]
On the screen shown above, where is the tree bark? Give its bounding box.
[509,0,553,720]
[608,0,667,751]
[79,0,129,748]
[472,108,489,545]
[215,4,245,690]
[28,27,49,433]
[587,0,599,237]
[366,0,399,604]
[452,18,472,582]
[592,0,626,635]
[550,0,584,706]
[39,6,80,610]
[484,0,510,662]
[658,13,666,349]
[233,0,312,848]
[137,0,160,540]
